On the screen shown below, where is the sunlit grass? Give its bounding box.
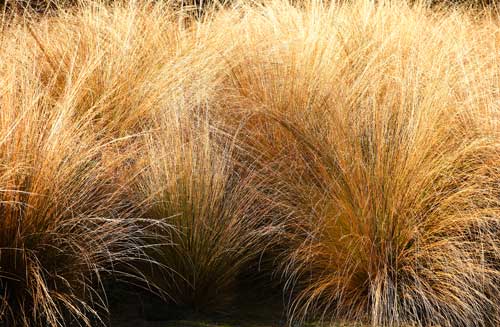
[0,0,499,326]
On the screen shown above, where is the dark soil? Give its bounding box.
[107,282,286,327]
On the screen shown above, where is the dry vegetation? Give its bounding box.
[0,0,499,326]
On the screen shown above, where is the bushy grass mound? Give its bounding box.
[214,1,500,325]
[0,49,152,326]
[129,107,280,311]
[0,3,210,325]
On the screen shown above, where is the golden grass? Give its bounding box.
[0,0,499,326]
[128,106,280,311]
[0,3,209,325]
[0,45,155,326]
[214,1,500,326]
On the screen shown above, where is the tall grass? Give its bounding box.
[0,3,207,325]
[216,1,500,325]
[128,106,280,311]
[1,1,277,321]
[1,0,500,326]
[0,60,153,326]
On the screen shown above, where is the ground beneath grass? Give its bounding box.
[106,283,360,327]
[107,282,287,327]
[110,310,285,327]
[118,319,282,327]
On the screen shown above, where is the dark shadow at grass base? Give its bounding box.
[107,280,287,327]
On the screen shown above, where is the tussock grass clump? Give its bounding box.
[0,78,151,326]
[0,1,246,323]
[129,105,281,312]
[0,4,207,325]
[216,1,500,326]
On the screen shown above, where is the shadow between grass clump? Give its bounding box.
[107,277,286,327]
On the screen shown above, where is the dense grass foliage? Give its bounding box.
[129,108,281,311]
[214,2,500,326]
[0,35,155,326]
[0,0,499,326]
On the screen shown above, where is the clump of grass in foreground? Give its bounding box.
[128,104,282,312]
[0,79,156,326]
[0,1,251,323]
[0,3,201,325]
[214,0,500,326]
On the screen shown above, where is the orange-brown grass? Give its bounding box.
[0,63,157,326]
[128,103,281,311]
[3,1,224,138]
[0,3,215,325]
[213,0,500,326]
[2,0,500,326]
[18,1,282,313]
